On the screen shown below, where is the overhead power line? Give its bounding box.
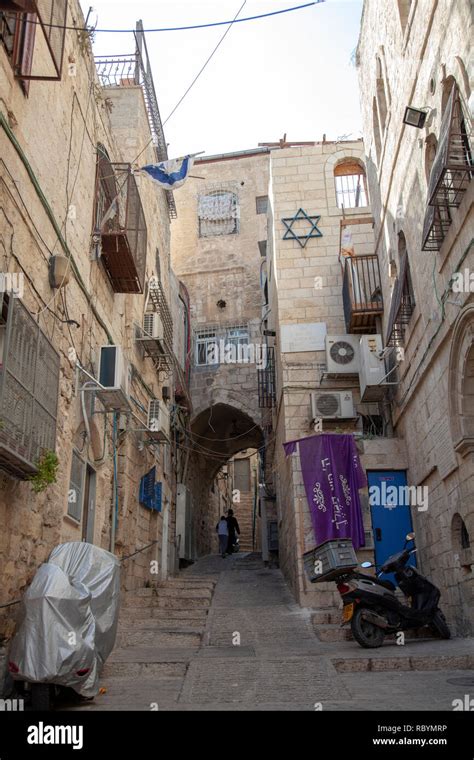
[24,2,323,33]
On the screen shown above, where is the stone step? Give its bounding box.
[153,587,213,600]
[152,608,209,621]
[332,652,474,673]
[312,610,341,625]
[313,624,353,642]
[119,613,207,629]
[155,596,212,611]
[102,659,188,680]
[155,580,216,591]
[117,628,202,648]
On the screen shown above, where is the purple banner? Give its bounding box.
[283,434,366,549]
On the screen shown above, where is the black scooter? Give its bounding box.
[335,532,451,648]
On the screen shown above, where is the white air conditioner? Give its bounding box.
[325,335,360,374]
[147,399,170,441]
[96,345,131,410]
[311,391,355,420]
[359,334,387,402]
[143,312,164,341]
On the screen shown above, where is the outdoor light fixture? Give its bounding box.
[403,106,429,129]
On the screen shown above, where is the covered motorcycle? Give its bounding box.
[9,542,120,698]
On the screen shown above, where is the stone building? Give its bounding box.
[356,0,473,634]
[170,150,269,557]
[0,1,186,654]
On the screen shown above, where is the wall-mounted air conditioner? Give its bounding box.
[359,334,387,402]
[95,345,131,410]
[311,391,355,420]
[147,399,170,441]
[143,312,164,341]
[325,335,360,374]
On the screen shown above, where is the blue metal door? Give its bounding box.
[368,470,416,583]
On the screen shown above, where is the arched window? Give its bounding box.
[397,1,412,33]
[198,190,239,237]
[372,97,382,165]
[424,134,438,185]
[334,160,368,208]
[376,57,388,133]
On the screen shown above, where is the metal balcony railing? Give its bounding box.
[96,160,147,294]
[94,22,177,220]
[0,296,59,479]
[342,254,383,333]
[258,346,276,409]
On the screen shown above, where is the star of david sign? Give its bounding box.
[281,208,323,248]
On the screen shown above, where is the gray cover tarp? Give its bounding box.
[9,542,120,696]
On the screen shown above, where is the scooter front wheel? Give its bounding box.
[432,608,451,639]
[351,607,385,648]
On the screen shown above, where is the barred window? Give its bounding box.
[334,161,368,208]
[198,191,239,237]
[195,329,217,366]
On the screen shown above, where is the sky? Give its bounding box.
[79,0,364,158]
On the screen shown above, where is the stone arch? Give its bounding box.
[324,146,368,212]
[448,304,474,456]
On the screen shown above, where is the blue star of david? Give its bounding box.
[282,208,323,248]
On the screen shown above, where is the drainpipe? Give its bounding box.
[110,412,119,552]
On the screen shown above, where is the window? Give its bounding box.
[0,3,67,82]
[397,0,412,33]
[195,328,217,366]
[334,161,368,208]
[198,190,239,237]
[227,326,249,354]
[424,134,438,184]
[372,97,382,165]
[234,459,251,492]
[68,450,85,521]
[386,233,415,346]
[256,196,269,215]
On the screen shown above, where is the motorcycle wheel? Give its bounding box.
[432,608,451,639]
[351,607,385,648]
[31,683,51,711]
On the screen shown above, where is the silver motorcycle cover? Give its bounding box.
[9,542,120,696]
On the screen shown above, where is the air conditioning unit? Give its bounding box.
[143,312,164,341]
[95,345,131,410]
[311,391,355,420]
[325,335,360,374]
[147,399,170,441]
[359,334,387,402]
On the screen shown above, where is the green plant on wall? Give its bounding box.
[29,450,59,494]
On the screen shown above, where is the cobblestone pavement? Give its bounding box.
[72,552,474,712]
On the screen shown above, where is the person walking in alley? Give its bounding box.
[226,509,240,555]
[216,515,229,558]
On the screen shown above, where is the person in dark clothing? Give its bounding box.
[226,509,240,554]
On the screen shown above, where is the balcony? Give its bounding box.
[342,254,383,333]
[96,160,147,294]
[94,21,177,220]
[0,296,59,479]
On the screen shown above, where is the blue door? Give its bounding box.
[368,470,416,583]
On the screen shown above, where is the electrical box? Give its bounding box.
[359,334,387,402]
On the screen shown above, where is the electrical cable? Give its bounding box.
[23,3,321,34]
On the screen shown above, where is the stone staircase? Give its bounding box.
[101,576,217,683]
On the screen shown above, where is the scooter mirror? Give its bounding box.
[361,561,373,568]
[406,532,415,541]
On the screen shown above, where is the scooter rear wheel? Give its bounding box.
[351,607,385,648]
[432,608,451,639]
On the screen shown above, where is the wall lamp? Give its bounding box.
[403,106,431,129]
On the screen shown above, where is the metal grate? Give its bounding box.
[147,276,174,375]
[342,254,383,333]
[0,297,59,478]
[386,254,415,347]
[257,345,276,408]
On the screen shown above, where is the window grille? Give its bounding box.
[335,163,368,208]
[198,191,239,237]
[195,328,217,366]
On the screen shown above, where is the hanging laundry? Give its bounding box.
[283,433,366,549]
